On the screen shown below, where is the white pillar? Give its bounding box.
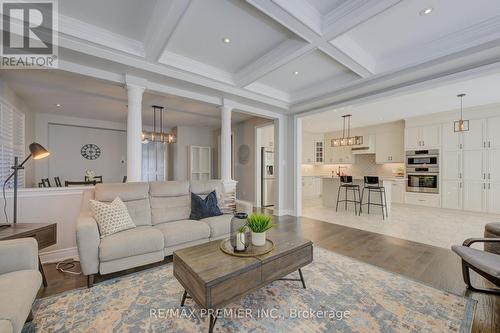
[220,104,232,181]
[126,83,145,182]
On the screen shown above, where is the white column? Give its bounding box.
[126,83,145,182]
[220,104,232,181]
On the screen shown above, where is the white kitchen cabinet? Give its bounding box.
[391,181,405,203]
[405,193,441,207]
[486,116,500,148]
[462,150,484,181]
[462,119,484,150]
[376,131,404,164]
[487,182,500,214]
[302,132,324,164]
[302,176,322,198]
[405,125,440,149]
[442,180,462,210]
[442,123,461,150]
[314,141,324,164]
[463,181,485,212]
[331,147,353,164]
[442,151,462,179]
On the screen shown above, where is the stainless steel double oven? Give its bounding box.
[406,149,439,194]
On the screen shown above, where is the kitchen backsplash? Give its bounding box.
[302,154,404,177]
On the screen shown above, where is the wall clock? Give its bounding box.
[81,144,101,160]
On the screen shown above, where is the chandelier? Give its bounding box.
[142,105,176,144]
[454,93,469,132]
[331,114,363,147]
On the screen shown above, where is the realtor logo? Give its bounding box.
[1,0,58,68]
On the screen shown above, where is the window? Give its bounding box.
[0,99,25,188]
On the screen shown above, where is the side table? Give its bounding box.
[0,223,57,287]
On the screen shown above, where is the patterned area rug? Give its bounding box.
[23,247,475,333]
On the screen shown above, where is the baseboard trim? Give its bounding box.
[40,247,80,264]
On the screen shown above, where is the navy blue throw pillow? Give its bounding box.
[190,191,223,220]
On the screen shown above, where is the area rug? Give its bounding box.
[23,247,475,333]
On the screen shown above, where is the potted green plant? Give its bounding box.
[247,213,275,246]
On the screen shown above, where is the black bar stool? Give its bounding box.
[335,176,361,215]
[359,176,388,219]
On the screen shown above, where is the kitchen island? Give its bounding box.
[322,176,404,216]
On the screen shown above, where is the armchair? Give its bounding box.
[452,238,500,295]
[0,238,42,333]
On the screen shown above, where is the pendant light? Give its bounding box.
[331,114,363,147]
[142,105,176,144]
[454,93,469,132]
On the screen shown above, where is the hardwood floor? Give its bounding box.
[39,215,499,333]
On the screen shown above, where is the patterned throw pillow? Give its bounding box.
[190,191,223,220]
[89,197,136,238]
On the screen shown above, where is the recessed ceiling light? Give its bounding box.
[222,37,231,44]
[55,103,62,107]
[419,7,433,16]
[293,71,299,75]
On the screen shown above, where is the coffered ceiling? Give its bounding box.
[22,0,500,113]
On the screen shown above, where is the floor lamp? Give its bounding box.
[1,142,50,228]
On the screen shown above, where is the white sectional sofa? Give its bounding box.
[76,180,252,287]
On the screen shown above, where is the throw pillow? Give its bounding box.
[89,197,136,238]
[190,191,223,220]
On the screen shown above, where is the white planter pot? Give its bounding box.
[236,232,246,251]
[251,231,266,247]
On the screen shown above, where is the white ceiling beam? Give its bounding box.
[143,0,192,62]
[246,0,375,79]
[234,38,312,87]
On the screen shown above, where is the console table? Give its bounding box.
[0,223,57,287]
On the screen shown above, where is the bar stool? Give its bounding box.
[359,176,388,219]
[335,176,361,215]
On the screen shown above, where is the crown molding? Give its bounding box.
[59,14,145,57]
[271,0,322,35]
[245,82,291,103]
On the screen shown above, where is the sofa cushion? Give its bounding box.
[0,270,41,333]
[190,180,223,200]
[202,214,232,238]
[90,197,136,238]
[150,181,191,225]
[95,183,152,226]
[190,191,223,220]
[0,320,13,333]
[154,220,210,247]
[99,226,164,262]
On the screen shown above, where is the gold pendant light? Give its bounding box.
[331,114,363,147]
[142,105,176,144]
[454,93,469,132]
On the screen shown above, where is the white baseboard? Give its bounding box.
[40,247,79,263]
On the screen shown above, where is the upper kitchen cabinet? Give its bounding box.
[376,131,404,163]
[442,122,461,151]
[462,119,484,150]
[302,131,324,164]
[486,116,500,148]
[405,125,441,149]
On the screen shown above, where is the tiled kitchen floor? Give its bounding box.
[302,200,500,249]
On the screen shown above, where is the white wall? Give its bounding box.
[171,125,216,180]
[47,123,127,184]
[34,112,128,185]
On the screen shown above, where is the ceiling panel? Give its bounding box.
[251,50,359,94]
[332,0,500,72]
[306,0,347,15]
[165,0,293,73]
[60,0,158,40]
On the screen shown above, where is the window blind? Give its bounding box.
[0,99,25,188]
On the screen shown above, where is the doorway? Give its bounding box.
[255,124,275,208]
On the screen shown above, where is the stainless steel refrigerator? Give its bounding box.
[261,147,274,207]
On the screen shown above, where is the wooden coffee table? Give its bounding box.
[173,230,313,333]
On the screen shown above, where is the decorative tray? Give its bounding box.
[219,238,275,257]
